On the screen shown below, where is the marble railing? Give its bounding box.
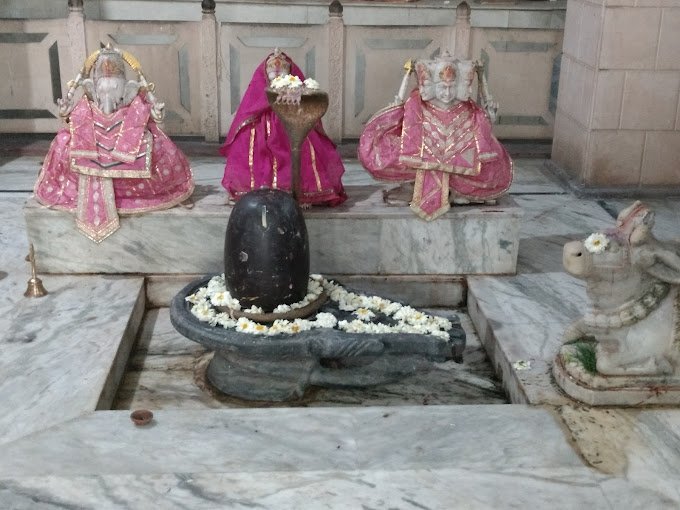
[0,0,565,140]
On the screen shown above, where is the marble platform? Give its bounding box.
[24,186,523,276]
[7,153,680,507]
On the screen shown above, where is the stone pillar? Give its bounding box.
[453,2,471,59]
[326,0,345,143]
[67,0,87,70]
[552,0,680,191]
[200,0,220,142]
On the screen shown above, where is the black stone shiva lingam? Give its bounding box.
[170,86,465,401]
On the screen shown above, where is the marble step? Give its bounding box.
[25,185,522,276]
[0,404,590,478]
[0,275,145,446]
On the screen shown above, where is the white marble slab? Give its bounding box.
[0,467,607,510]
[510,158,567,195]
[25,187,523,275]
[0,276,145,446]
[0,156,41,192]
[0,405,584,478]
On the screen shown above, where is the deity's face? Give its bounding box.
[430,62,457,108]
[265,53,291,82]
[434,81,456,105]
[95,75,126,114]
[455,60,475,102]
[92,53,128,114]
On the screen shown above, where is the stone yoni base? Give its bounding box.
[170,276,466,401]
[553,347,680,406]
[23,185,522,275]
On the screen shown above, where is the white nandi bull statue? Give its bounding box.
[562,201,680,376]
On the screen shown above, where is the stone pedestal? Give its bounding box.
[552,0,680,192]
[554,346,680,406]
[24,185,522,276]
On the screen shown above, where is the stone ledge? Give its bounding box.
[24,185,522,276]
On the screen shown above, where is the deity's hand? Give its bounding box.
[151,101,165,122]
[57,96,74,117]
[484,99,498,124]
[57,81,78,117]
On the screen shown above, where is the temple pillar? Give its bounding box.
[552,0,680,191]
[200,0,220,142]
[67,0,87,70]
[326,0,345,143]
[453,2,471,59]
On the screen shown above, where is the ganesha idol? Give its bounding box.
[359,53,513,221]
[34,44,194,242]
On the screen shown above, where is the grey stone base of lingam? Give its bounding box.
[170,276,466,402]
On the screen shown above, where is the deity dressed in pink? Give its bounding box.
[359,54,512,220]
[220,49,346,206]
[34,45,194,242]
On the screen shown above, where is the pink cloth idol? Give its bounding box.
[220,49,346,206]
[359,55,512,221]
[34,45,194,243]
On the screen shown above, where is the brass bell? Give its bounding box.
[24,243,48,298]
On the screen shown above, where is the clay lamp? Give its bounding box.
[130,409,153,426]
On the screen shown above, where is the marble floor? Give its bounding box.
[3,150,680,508]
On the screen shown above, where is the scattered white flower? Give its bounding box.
[188,276,455,341]
[353,308,376,321]
[252,323,269,335]
[244,305,265,314]
[270,75,287,89]
[210,291,240,310]
[584,232,609,254]
[191,301,215,323]
[287,74,303,88]
[513,359,532,371]
[236,317,255,333]
[303,78,320,90]
[273,303,292,313]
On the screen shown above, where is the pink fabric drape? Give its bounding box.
[359,91,512,220]
[220,53,346,206]
[35,95,194,242]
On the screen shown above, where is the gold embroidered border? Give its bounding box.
[248,126,256,190]
[74,174,121,243]
[266,118,278,189]
[71,131,153,179]
[409,170,450,221]
[308,139,322,192]
[112,99,150,163]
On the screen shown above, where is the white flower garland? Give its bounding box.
[186,274,453,340]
